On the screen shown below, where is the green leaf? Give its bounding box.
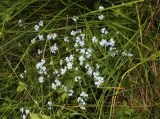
[124,108,134,116]
[61,92,68,102]
[16,82,26,93]
[30,113,51,119]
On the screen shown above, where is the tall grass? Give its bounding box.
[0,0,160,118]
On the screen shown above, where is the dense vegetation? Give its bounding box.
[0,0,160,118]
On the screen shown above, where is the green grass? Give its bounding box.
[0,0,160,119]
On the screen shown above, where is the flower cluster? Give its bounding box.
[77,92,88,110]
[51,79,74,96]
[36,59,47,83]
[65,54,74,69]
[51,79,61,90]
[38,49,43,54]
[85,64,93,76]
[18,19,24,27]
[19,70,26,79]
[98,6,105,20]
[20,108,29,119]
[85,64,104,87]
[91,36,98,43]
[93,72,104,87]
[47,101,52,110]
[47,33,57,40]
[122,50,133,57]
[36,59,47,75]
[72,16,79,22]
[34,20,43,31]
[60,54,75,75]
[75,76,82,82]
[64,36,69,42]
[50,43,58,54]
[101,27,108,35]
[74,34,85,47]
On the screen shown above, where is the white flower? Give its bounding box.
[128,53,133,57]
[86,48,93,59]
[39,20,43,27]
[52,33,57,40]
[80,48,86,54]
[122,51,133,57]
[18,19,23,27]
[20,108,24,113]
[47,33,57,40]
[72,16,79,22]
[34,25,39,31]
[60,67,67,75]
[99,6,104,12]
[87,67,93,76]
[77,29,82,33]
[80,92,88,97]
[116,31,119,34]
[62,85,68,92]
[64,36,69,42]
[75,76,81,82]
[48,101,52,106]
[22,115,26,119]
[25,109,30,115]
[93,72,99,78]
[101,28,106,33]
[74,43,78,47]
[77,96,87,110]
[77,97,83,103]
[20,73,24,78]
[39,76,44,83]
[99,39,107,46]
[67,62,73,69]
[38,49,43,54]
[79,55,85,66]
[31,38,36,44]
[80,106,86,110]
[70,30,77,36]
[96,64,100,69]
[50,43,58,54]
[79,40,85,47]
[38,34,44,41]
[85,64,90,69]
[51,83,56,90]
[101,27,108,34]
[92,36,97,43]
[94,77,104,87]
[18,19,22,24]
[47,34,52,40]
[68,90,74,96]
[109,38,115,46]
[69,54,74,61]
[98,14,105,20]
[80,34,85,39]
[55,79,61,86]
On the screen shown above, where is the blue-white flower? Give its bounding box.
[34,25,39,31]
[68,90,74,96]
[38,34,44,41]
[92,36,97,43]
[39,20,43,27]
[72,16,79,22]
[39,76,44,83]
[50,43,58,54]
[98,14,105,20]
[98,6,104,12]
